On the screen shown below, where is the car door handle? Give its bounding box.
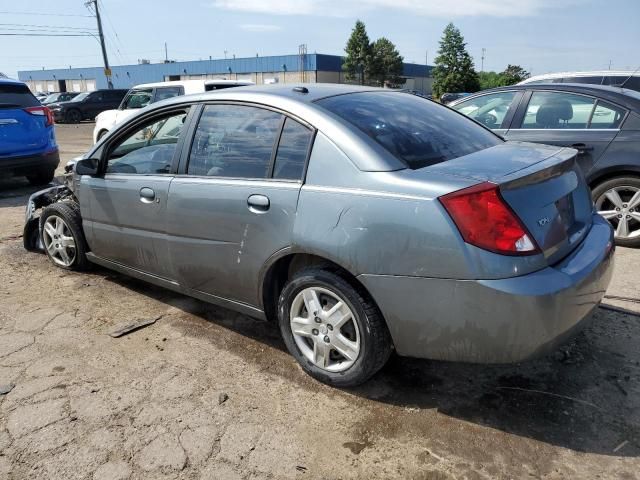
[139,187,157,204]
[247,194,270,213]
[571,143,594,154]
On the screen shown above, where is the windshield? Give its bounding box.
[316,91,501,169]
[73,92,90,102]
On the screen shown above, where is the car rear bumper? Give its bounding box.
[0,149,60,177]
[358,214,615,363]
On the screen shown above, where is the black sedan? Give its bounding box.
[450,83,640,247]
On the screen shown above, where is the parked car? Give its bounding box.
[48,89,128,123]
[93,79,254,142]
[24,85,614,386]
[449,83,640,247]
[41,92,79,105]
[441,92,470,104]
[519,70,640,92]
[34,92,50,102]
[0,78,59,185]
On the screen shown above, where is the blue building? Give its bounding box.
[19,53,433,94]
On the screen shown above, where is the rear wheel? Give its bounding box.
[40,202,89,271]
[278,267,392,387]
[26,169,55,186]
[65,109,82,124]
[593,176,640,248]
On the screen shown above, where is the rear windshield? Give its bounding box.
[0,83,39,108]
[316,92,501,169]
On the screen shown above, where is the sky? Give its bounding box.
[1,0,638,78]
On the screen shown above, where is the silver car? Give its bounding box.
[24,84,615,386]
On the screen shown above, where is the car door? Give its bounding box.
[78,106,193,279]
[504,90,625,175]
[166,103,314,307]
[84,91,105,119]
[449,90,524,137]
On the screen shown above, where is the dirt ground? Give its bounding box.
[0,123,639,479]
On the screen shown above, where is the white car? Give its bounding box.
[518,70,640,92]
[92,79,253,143]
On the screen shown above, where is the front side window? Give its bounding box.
[154,86,184,102]
[316,92,501,169]
[89,92,104,102]
[188,104,282,178]
[106,109,189,174]
[272,118,314,180]
[121,89,152,110]
[520,91,595,129]
[590,101,626,129]
[450,91,517,129]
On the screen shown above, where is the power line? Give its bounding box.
[0,11,93,17]
[0,33,95,37]
[0,23,97,30]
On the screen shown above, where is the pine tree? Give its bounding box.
[432,23,480,100]
[370,37,404,87]
[343,20,372,85]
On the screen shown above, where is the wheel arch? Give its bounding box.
[259,250,380,324]
[588,166,640,190]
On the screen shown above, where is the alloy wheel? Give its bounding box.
[289,287,360,372]
[596,186,640,240]
[42,215,77,267]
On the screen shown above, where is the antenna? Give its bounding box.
[620,65,640,89]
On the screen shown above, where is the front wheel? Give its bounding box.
[65,109,82,124]
[40,202,89,271]
[593,176,640,248]
[278,267,392,387]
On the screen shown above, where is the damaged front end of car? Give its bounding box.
[23,160,79,253]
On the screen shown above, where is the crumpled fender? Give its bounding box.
[23,185,71,252]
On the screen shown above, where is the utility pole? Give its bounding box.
[86,0,112,88]
[481,48,486,73]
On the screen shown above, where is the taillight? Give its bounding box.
[24,106,54,126]
[439,181,539,255]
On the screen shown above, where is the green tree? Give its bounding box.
[432,23,480,99]
[343,20,372,85]
[500,64,530,85]
[479,71,505,90]
[370,37,404,87]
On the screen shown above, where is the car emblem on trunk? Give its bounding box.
[537,217,551,226]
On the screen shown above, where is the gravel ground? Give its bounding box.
[0,123,638,479]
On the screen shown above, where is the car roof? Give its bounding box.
[0,77,27,86]
[520,70,640,82]
[451,83,640,110]
[133,79,254,89]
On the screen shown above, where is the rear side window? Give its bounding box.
[590,101,626,129]
[154,86,184,102]
[0,83,39,108]
[188,104,283,178]
[316,92,501,169]
[272,118,314,180]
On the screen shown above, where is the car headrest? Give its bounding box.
[536,99,574,128]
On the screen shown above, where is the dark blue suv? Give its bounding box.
[0,78,59,185]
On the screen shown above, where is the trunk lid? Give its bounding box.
[429,141,594,264]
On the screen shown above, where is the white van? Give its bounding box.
[93,79,253,143]
[519,70,640,92]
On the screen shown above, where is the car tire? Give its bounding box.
[39,201,90,271]
[26,169,55,186]
[277,267,392,387]
[65,109,82,124]
[593,176,640,248]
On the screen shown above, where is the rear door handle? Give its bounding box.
[247,194,270,213]
[571,143,594,154]
[139,187,157,204]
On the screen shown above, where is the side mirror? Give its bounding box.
[75,158,99,176]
